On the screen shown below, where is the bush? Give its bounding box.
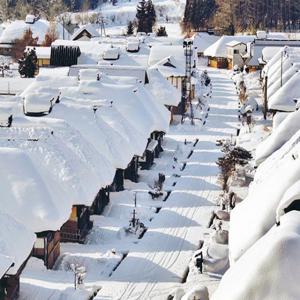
[156,26,167,36]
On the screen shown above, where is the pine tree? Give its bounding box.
[136,0,147,32]
[18,48,38,78]
[127,21,134,35]
[145,0,156,33]
[156,26,167,36]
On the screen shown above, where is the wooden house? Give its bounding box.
[110,169,125,192]
[204,35,255,69]
[124,156,139,182]
[140,138,158,170]
[32,231,60,269]
[0,212,35,300]
[90,187,110,215]
[60,205,93,243]
[226,41,248,69]
[26,47,51,68]
[150,131,164,158]
[1,263,23,300]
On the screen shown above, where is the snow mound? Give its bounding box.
[213,211,300,300]
[255,109,300,165]
[230,128,300,261]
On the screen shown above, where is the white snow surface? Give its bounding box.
[230,125,300,262]
[255,109,300,165]
[213,211,300,300]
[0,19,66,44]
[0,209,35,276]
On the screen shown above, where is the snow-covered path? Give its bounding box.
[95,69,238,299]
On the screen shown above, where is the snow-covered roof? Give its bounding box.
[0,209,35,276]
[229,126,300,262]
[268,71,300,111]
[147,67,181,106]
[262,47,282,62]
[204,35,255,58]
[52,40,112,64]
[214,211,300,300]
[226,40,245,47]
[71,24,100,40]
[148,44,185,67]
[192,32,219,53]
[0,115,116,232]
[255,109,300,165]
[0,19,66,44]
[151,55,185,77]
[69,64,148,83]
[103,47,120,60]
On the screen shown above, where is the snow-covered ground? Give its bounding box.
[19,69,238,299]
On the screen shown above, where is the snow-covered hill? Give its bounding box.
[100,0,185,26]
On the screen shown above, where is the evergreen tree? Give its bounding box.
[156,26,167,36]
[18,48,37,78]
[127,21,135,35]
[136,0,156,33]
[145,0,156,33]
[136,0,147,32]
[182,0,216,32]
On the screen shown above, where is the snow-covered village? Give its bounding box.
[1,0,300,299]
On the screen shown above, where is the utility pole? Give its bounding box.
[97,13,106,37]
[182,39,194,125]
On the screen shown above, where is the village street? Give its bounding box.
[94,69,238,300]
[18,68,238,300]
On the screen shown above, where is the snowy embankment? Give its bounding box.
[94,69,238,299]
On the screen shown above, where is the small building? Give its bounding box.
[226,41,248,69]
[32,231,60,269]
[60,205,93,243]
[126,40,140,53]
[124,156,139,182]
[26,46,51,67]
[110,169,125,192]
[0,212,35,300]
[103,47,120,60]
[90,187,110,215]
[140,138,158,170]
[71,25,100,41]
[204,35,255,69]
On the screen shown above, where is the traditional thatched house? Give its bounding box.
[60,205,93,243]
[0,211,35,300]
[32,231,60,269]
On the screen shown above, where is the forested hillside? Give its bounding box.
[182,0,300,34]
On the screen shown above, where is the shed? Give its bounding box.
[71,25,100,41]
